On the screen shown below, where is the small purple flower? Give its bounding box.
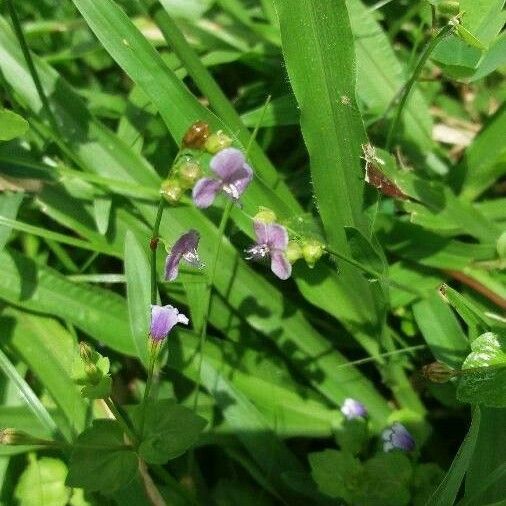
[245,221,291,280]
[382,422,415,452]
[341,398,368,420]
[192,148,253,208]
[150,304,189,342]
[164,230,203,281]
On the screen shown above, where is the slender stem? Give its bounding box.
[192,200,233,410]
[6,0,61,136]
[150,199,166,304]
[385,22,453,150]
[324,247,425,298]
[104,397,138,446]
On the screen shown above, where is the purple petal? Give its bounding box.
[164,230,200,281]
[270,250,291,280]
[150,304,189,342]
[253,220,270,245]
[210,148,245,181]
[266,223,288,250]
[192,177,222,208]
[382,423,415,452]
[229,162,253,195]
[341,398,368,420]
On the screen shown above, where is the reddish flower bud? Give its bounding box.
[182,121,210,149]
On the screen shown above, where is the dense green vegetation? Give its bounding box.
[0,0,504,504]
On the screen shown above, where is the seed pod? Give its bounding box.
[438,1,459,16]
[178,158,202,189]
[182,121,210,149]
[286,241,303,264]
[421,362,456,383]
[204,131,233,154]
[302,239,324,268]
[161,178,183,204]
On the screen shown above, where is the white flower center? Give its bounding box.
[182,250,204,269]
[222,183,240,200]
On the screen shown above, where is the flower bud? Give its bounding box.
[84,362,102,384]
[79,341,94,364]
[421,362,456,383]
[204,131,232,154]
[254,207,277,224]
[286,241,303,264]
[178,159,202,189]
[438,1,459,16]
[161,178,183,204]
[0,428,52,446]
[182,121,210,149]
[302,239,324,268]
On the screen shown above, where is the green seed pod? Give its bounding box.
[302,239,324,268]
[286,241,303,264]
[438,1,460,16]
[161,178,183,204]
[178,158,202,189]
[254,207,277,224]
[204,130,233,154]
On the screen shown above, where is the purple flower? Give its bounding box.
[245,221,291,280]
[192,148,253,208]
[150,304,189,342]
[164,230,203,282]
[382,422,415,452]
[341,398,368,420]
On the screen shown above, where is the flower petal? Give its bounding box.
[340,398,368,420]
[270,250,292,280]
[150,304,188,342]
[230,162,253,195]
[266,223,288,250]
[192,177,222,208]
[210,147,245,181]
[164,230,200,281]
[253,220,270,245]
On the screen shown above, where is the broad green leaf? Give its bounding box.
[0,308,88,436]
[0,191,23,251]
[465,407,506,504]
[354,453,412,506]
[0,109,29,141]
[308,449,362,502]
[14,455,70,506]
[413,293,469,368]
[132,399,207,464]
[457,332,506,407]
[0,248,135,355]
[334,418,368,456]
[124,231,151,364]
[66,420,138,492]
[427,406,481,506]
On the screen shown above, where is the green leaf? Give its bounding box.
[93,196,112,235]
[308,449,362,502]
[353,452,412,506]
[413,293,469,368]
[457,332,506,407]
[0,109,29,141]
[131,399,206,464]
[0,191,23,251]
[0,248,135,355]
[14,455,71,506]
[334,418,368,456]
[0,308,88,436]
[66,420,138,492]
[426,406,481,506]
[412,463,445,506]
[124,231,150,365]
[345,226,386,276]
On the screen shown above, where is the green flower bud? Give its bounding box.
[302,239,325,268]
[254,207,277,224]
[84,363,102,385]
[421,362,456,384]
[178,158,202,189]
[286,241,303,264]
[438,1,459,16]
[204,130,232,154]
[161,178,183,204]
[79,341,94,364]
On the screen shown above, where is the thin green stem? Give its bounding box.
[150,199,166,304]
[324,247,425,298]
[192,200,233,410]
[104,397,138,446]
[6,0,61,136]
[385,22,453,150]
[333,344,427,369]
